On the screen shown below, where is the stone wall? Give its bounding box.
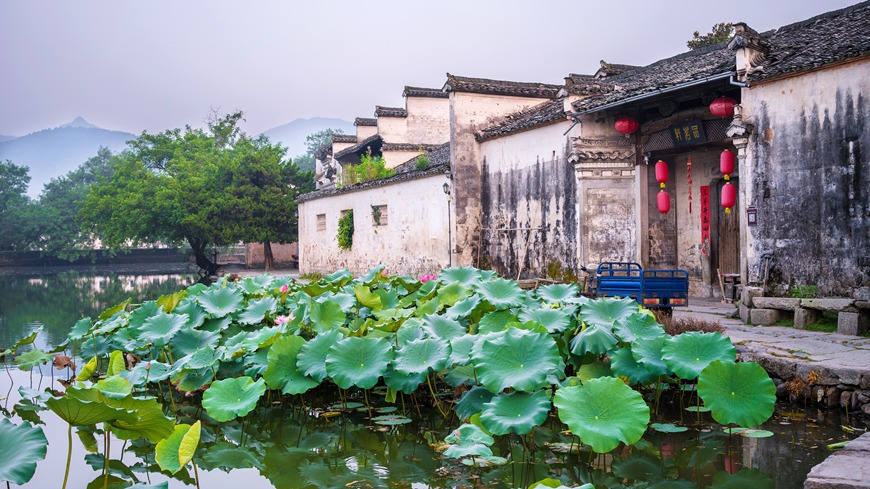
[479,122,577,278]
[298,173,451,276]
[245,242,298,268]
[741,59,870,297]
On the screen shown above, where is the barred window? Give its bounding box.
[316,214,326,231]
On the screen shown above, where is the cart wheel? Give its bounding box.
[659,307,673,317]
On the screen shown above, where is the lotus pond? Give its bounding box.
[0,267,864,488]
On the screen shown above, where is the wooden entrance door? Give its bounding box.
[717,178,740,274]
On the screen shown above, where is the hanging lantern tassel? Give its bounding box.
[658,189,671,214]
[721,181,736,214]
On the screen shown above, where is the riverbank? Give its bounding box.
[804,432,870,488]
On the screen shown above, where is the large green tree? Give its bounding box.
[687,23,734,50]
[81,112,311,275]
[293,128,345,174]
[0,160,33,251]
[29,148,114,261]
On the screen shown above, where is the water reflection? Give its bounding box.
[2,365,864,489]
[0,270,194,350]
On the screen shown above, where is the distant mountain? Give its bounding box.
[0,117,134,197]
[0,135,16,143]
[261,117,354,158]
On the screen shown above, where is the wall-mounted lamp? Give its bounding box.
[442,182,451,195]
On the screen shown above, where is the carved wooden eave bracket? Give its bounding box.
[569,138,636,178]
[726,105,754,150]
[729,23,771,81]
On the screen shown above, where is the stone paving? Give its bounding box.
[804,432,870,488]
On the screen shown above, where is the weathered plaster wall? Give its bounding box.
[382,150,422,169]
[299,174,451,276]
[741,60,870,296]
[405,97,450,144]
[479,122,577,278]
[450,92,554,266]
[356,125,377,140]
[377,116,407,142]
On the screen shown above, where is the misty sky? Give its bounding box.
[0,0,859,137]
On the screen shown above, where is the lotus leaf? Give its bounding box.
[155,421,201,474]
[698,360,775,428]
[518,308,572,333]
[197,286,244,317]
[354,284,383,310]
[383,369,426,394]
[445,295,482,319]
[0,418,47,484]
[740,429,774,438]
[238,296,278,325]
[238,274,274,294]
[156,289,187,313]
[202,377,267,422]
[576,362,613,383]
[630,336,670,377]
[536,283,581,304]
[374,288,400,309]
[476,278,525,309]
[173,368,214,392]
[610,346,658,385]
[439,266,482,287]
[613,313,667,343]
[68,317,93,340]
[136,311,188,347]
[662,332,736,380]
[263,335,319,395]
[443,423,494,459]
[570,324,618,356]
[223,325,283,353]
[127,302,159,330]
[650,423,688,433]
[422,314,466,340]
[448,334,475,366]
[472,328,561,393]
[99,299,130,321]
[104,396,175,442]
[297,329,343,382]
[393,337,449,374]
[395,319,425,346]
[14,348,53,370]
[455,386,496,420]
[480,390,551,435]
[96,377,133,400]
[554,377,650,453]
[438,282,472,307]
[46,395,137,426]
[201,441,264,471]
[124,361,172,385]
[710,468,774,489]
[325,336,394,389]
[476,310,517,334]
[414,297,440,317]
[578,297,639,327]
[371,414,412,425]
[310,300,347,332]
[178,347,221,370]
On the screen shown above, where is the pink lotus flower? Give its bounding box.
[279,284,289,293]
[420,274,437,283]
[274,314,295,325]
[381,269,388,277]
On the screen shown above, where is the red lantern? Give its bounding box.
[657,190,671,214]
[720,149,735,178]
[721,182,737,214]
[655,160,669,188]
[710,96,736,117]
[615,116,639,135]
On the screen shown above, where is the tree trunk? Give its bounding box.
[189,238,218,276]
[264,240,274,271]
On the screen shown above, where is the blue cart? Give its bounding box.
[585,262,689,311]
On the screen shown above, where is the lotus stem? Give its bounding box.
[62,424,72,489]
[425,373,448,418]
[828,440,849,450]
[103,430,110,489]
[192,458,201,489]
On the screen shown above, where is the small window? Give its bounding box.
[372,205,388,226]
[316,214,326,231]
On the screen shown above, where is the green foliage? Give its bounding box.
[337,210,354,250]
[698,361,776,428]
[155,421,201,474]
[80,112,313,274]
[338,154,395,187]
[789,284,818,298]
[0,159,33,251]
[0,418,48,485]
[371,205,383,225]
[687,22,734,50]
[414,153,430,170]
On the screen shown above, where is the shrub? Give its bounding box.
[789,284,818,298]
[338,154,394,187]
[655,312,725,336]
[337,210,354,250]
[415,154,430,170]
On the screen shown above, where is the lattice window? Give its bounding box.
[316,214,326,231]
[372,205,388,226]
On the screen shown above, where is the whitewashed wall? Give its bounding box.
[299,173,452,276]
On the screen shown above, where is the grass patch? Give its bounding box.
[654,312,725,335]
[805,311,838,333]
[771,319,794,328]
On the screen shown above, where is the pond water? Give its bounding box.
[1,269,867,489]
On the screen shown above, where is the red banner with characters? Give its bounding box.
[700,186,710,255]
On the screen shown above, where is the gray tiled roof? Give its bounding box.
[375,106,408,118]
[382,143,443,152]
[476,99,567,142]
[571,43,735,113]
[331,134,357,144]
[748,1,870,82]
[297,144,450,203]
[444,73,561,98]
[403,86,449,98]
[354,117,377,126]
[333,134,382,160]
